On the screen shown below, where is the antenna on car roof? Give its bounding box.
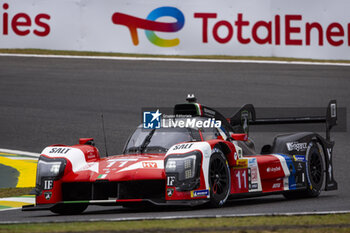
[101,113,109,157]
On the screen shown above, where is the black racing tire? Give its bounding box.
[283,140,324,199]
[50,203,88,215]
[208,149,231,208]
[305,140,324,197]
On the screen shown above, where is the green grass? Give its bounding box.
[0,187,34,198]
[0,214,349,233]
[1,48,349,64]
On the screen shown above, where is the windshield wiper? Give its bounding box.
[139,128,156,153]
[125,147,140,153]
[142,146,168,153]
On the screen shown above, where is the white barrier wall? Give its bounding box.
[0,0,349,60]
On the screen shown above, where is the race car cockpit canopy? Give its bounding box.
[123,113,229,154]
[123,122,211,154]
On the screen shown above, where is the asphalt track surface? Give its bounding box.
[0,55,349,222]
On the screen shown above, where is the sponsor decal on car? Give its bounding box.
[326,148,333,181]
[286,142,307,152]
[44,192,52,200]
[203,108,216,117]
[167,176,175,186]
[48,147,71,154]
[236,159,248,168]
[43,179,53,190]
[330,104,337,117]
[142,162,158,168]
[172,143,193,150]
[293,155,306,162]
[248,158,257,167]
[86,149,97,159]
[250,167,258,183]
[296,162,304,171]
[191,189,209,198]
[167,188,174,197]
[266,166,281,172]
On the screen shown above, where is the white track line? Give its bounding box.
[0,207,21,212]
[0,148,40,158]
[0,197,34,203]
[0,210,349,224]
[0,53,349,66]
[87,210,350,222]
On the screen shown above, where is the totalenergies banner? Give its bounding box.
[1,0,349,60]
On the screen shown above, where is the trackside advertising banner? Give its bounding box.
[0,0,350,60]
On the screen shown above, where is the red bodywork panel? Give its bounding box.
[36,144,167,205]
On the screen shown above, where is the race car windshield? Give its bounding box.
[124,127,200,154]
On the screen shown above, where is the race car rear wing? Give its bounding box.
[230,100,337,141]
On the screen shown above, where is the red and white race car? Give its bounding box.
[23,96,338,214]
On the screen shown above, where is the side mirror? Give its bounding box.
[79,138,95,146]
[229,104,256,136]
[230,133,248,141]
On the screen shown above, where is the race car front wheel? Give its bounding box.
[208,149,231,207]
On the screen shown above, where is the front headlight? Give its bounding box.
[36,157,66,188]
[165,155,197,180]
[37,160,62,176]
[165,152,202,191]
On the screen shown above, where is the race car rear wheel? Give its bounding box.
[208,149,231,207]
[284,140,324,199]
[50,203,88,215]
[305,141,324,197]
